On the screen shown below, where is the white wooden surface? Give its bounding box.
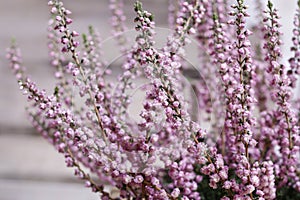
[0,179,99,200]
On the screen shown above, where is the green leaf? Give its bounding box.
[88,25,94,35]
[134,1,143,12]
[149,14,154,22]
[267,0,273,10]
[82,33,87,44]
[213,13,218,21]
[54,86,59,97]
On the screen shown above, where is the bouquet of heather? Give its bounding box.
[7,0,300,199]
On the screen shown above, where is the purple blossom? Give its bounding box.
[6,0,300,199]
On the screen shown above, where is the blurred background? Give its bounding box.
[0,0,297,199]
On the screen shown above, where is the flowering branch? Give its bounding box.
[263,0,300,191]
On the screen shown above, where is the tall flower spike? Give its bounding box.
[109,0,128,52]
[263,0,300,191]
[49,0,108,141]
[47,15,74,108]
[194,0,229,151]
[250,0,271,112]
[7,41,114,198]
[6,40,26,82]
[225,0,258,198]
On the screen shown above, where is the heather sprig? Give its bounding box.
[263,0,300,190]
[219,1,259,198]
[49,0,108,141]
[250,0,271,113]
[109,0,128,51]
[47,13,76,110]
[7,44,114,198]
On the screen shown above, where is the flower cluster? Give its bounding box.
[7,0,300,199]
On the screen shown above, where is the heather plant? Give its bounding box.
[6,0,300,199]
